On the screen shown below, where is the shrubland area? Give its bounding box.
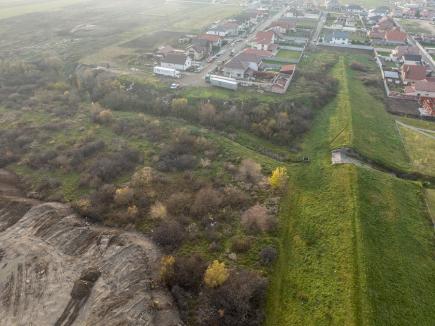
[0,45,339,324]
[0,1,434,324]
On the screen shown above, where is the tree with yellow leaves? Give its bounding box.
[268,167,288,190]
[204,260,229,288]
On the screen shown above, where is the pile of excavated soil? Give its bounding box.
[0,169,181,326]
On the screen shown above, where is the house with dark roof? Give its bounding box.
[402,54,422,65]
[206,21,239,37]
[222,48,273,79]
[189,44,210,61]
[161,51,192,71]
[401,64,428,84]
[391,45,419,61]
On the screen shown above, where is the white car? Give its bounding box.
[170,83,180,89]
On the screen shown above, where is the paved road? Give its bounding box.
[312,11,326,45]
[394,18,435,72]
[180,4,293,86]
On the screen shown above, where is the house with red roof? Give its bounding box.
[384,28,407,45]
[419,97,435,117]
[401,64,428,84]
[280,64,296,75]
[405,79,435,97]
[195,34,223,47]
[252,31,277,51]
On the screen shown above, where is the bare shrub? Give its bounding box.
[237,159,263,184]
[114,187,134,205]
[230,236,251,253]
[241,204,276,233]
[197,269,267,326]
[150,201,167,220]
[153,220,185,250]
[191,187,223,216]
[166,192,192,216]
[259,246,277,266]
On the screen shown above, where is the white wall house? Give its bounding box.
[161,52,192,71]
[325,31,350,45]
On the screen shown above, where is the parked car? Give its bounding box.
[170,83,180,89]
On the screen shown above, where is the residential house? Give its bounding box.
[280,64,296,75]
[418,97,435,117]
[326,0,342,11]
[402,54,422,65]
[207,22,239,37]
[405,79,435,97]
[195,34,223,47]
[384,71,401,84]
[377,16,395,30]
[189,44,210,61]
[161,51,192,71]
[345,4,365,14]
[368,27,386,40]
[268,19,296,34]
[324,31,350,45]
[252,31,277,51]
[391,45,420,61]
[401,64,428,84]
[222,48,273,79]
[384,28,407,45]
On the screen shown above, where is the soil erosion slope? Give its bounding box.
[0,169,181,326]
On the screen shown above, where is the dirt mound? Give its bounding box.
[0,170,181,326]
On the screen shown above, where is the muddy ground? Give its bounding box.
[0,169,181,326]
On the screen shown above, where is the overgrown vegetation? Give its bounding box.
[0,56,302,325]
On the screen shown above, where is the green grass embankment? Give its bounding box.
[266,53,435,325]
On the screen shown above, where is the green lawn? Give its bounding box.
[398,125,435,177]
[266,52,435,325]
[397,116,435,131]
[341,55,410,171]
[426,189,435,222]
[275,49,302,61]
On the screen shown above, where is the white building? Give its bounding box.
[161,52,192,71]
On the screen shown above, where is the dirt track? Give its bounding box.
[0,170,181,326]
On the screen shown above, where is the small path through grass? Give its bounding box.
[396,120,435,139]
